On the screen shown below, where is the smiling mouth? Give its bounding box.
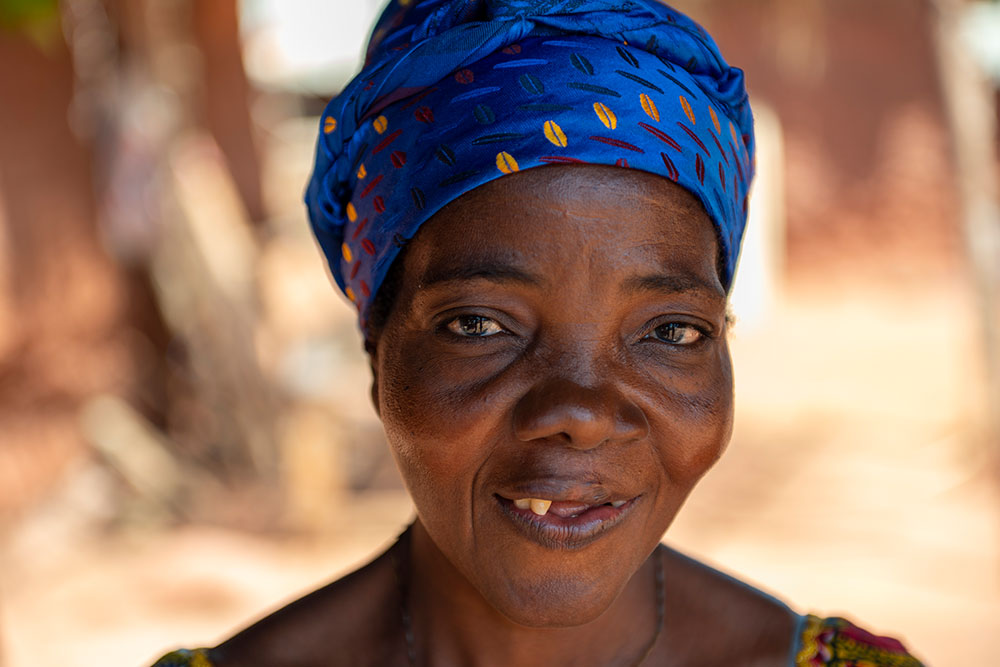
[494,494,639,550]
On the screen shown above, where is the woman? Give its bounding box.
[155,0,924,665]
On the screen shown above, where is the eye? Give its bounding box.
[648,322,703,345]
[446,315,505,338]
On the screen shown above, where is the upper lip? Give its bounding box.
[493,477,642,550]
[495,478,629,505]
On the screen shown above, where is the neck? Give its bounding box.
[402,520,662,667]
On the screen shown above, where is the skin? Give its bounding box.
[211,165,796,666]
[377,164,731,636]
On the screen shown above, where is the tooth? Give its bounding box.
[514,498,532,510]
[611,500,626,508]
[530,499,552,516]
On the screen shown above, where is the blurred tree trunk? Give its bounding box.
[0,0,276,523]
[0,22,129,517]
[191,0,265,224]
[0,25,112,327]
[96,0,279,486]
[932,0,1000,447]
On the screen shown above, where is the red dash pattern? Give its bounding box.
[351,218,369,240]
[372,129,403,155]
[660,152,679,181]
[588,136,645,153]
[361,174,384,198]
[539,155,588,164]
[710,133,728,164]
[414,106,434,123]
[677,122,710,157]
[638,121,681,152]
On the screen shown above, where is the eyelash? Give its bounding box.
[441,314,711,348]
[445,314,506,338]
[642,321,707,346]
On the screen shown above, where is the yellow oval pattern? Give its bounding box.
[593,102,617,130]
[323,117,337,134]
[679,96,695,125]
[346,202,358,222]
[640,93,659,122]
[345,287,356,303]
[357,164,367,180]
[543,120,568,147]
[730,121,739,147]
[373,115,388,134]
[496,151,519,174]
[708,106,721,134]
[342,242,353,263]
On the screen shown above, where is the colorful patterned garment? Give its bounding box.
[794,615,925,667]
[151,615,925,666]
[151,649,213,667]
[305,0,755,329]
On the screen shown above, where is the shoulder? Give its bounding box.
[655,547,925,667]
[154,540,406,667]
[793,614,925,667]
[655,546,799,666]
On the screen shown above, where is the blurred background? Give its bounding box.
[0,0,998,664]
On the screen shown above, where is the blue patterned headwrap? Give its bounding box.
[305,0,754,327]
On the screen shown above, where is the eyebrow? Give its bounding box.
[622,273,724,301]
[418,261,541,290]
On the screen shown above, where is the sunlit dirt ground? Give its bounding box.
[2,273,996,667]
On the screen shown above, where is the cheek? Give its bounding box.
[377,339,513,505]
[647,344,734,489]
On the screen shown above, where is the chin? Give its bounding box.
[478,563,630,629]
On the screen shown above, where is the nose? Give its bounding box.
[512,377,649,450]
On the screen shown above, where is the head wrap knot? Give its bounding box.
[306,0,755,326]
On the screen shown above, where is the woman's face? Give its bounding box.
[372,165,733,627]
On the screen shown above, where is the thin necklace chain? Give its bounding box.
[390,530,666,667]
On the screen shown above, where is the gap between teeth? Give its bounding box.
[513,498,626,516]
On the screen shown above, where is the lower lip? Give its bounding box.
[494,495,639,550]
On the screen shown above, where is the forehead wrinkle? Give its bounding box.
[408,168,722,301]
[520,194,710,251]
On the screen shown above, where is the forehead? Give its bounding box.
[401,165,723,295]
